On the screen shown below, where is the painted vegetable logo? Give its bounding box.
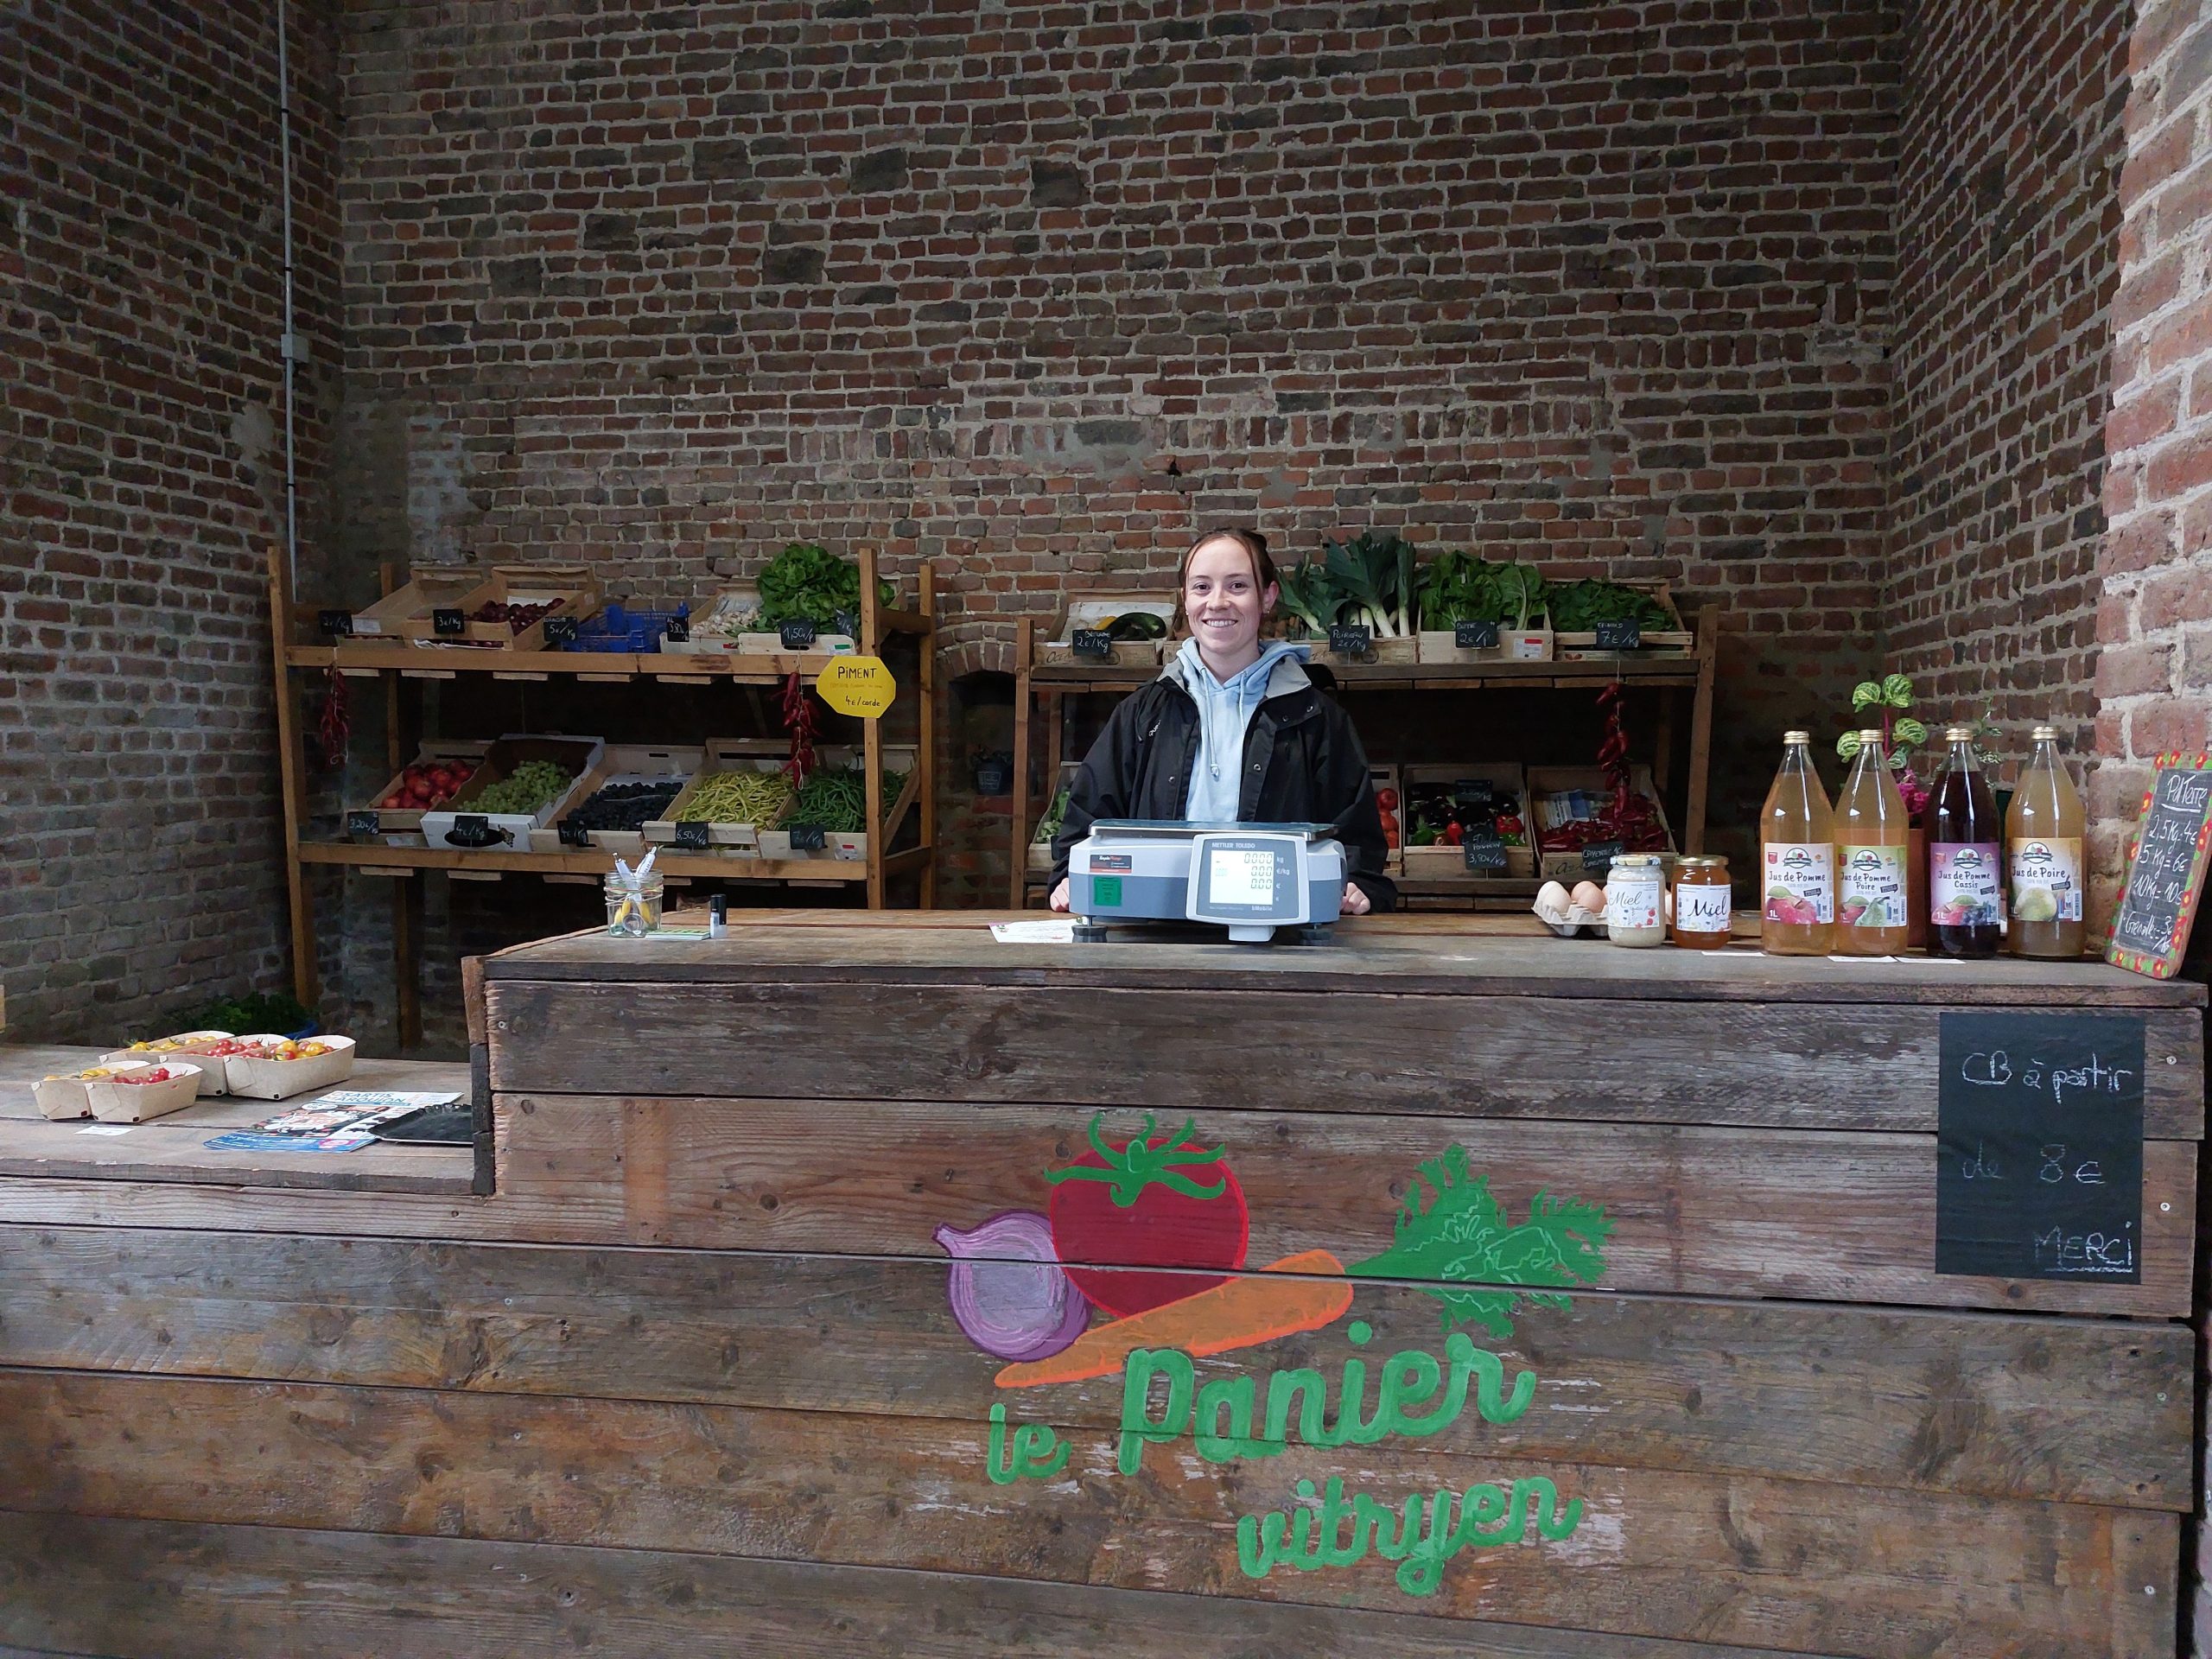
[934,1113,1611,1382]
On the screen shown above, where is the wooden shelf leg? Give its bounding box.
[919,559,938,910]
[1009,619,1033,907]
[1685,605,1719,855]
[861,543,885,911]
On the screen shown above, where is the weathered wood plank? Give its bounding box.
[0,1511,1850,1659]
[0,1225,2184,1510]
[485,981,2207,1136]
[490,1095,2197,1316]
[0,1369,2171,1659]
[0,1116,472,1193]
[482,919,2209,1007]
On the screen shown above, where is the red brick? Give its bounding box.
[2146,432,2212,498]
[2129,696,2212,756]
[2109,380,2183,453]
[2095,641,2174,699]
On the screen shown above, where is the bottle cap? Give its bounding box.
[1945,725,1973,741]
[1783,729,1809,743]
[1858,728,1884,742]
[2031,724,2057,741]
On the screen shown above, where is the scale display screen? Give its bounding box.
[1207,846,1278,908]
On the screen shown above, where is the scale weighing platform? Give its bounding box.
[1065,820,1346,944]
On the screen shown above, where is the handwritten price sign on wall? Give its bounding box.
[814,655,895,719]
[2107,753,2212,979]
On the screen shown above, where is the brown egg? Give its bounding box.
[1569,880,1608,916]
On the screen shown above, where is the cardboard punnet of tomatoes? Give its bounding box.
[1404,780,1528,849]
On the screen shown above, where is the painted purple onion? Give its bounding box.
[935,1210,1091,1363]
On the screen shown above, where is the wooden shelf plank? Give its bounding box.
[298,842,873,883]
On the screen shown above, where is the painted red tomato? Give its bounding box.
[1046,1114,1249,1317]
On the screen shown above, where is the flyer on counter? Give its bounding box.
[202,1090,463,1154]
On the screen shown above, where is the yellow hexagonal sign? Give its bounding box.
[815,654,896,718]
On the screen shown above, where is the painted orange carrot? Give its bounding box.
[994,1249,1352,1389]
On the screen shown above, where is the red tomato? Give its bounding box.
[1375,787,1399,810]
[1046,1114,1249,1316]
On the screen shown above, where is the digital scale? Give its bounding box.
[1065,821,1346,944]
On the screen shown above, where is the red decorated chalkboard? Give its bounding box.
[2106,751,2212,979]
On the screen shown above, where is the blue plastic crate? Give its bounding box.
[561,601,690,654]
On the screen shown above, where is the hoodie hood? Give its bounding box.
[1162,638,1312,702]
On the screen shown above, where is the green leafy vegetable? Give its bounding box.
[1274,556,1343,637]
[1323,531,1416,638]
[1416,553,1548,630]
[756,543,898,630]
[182,989,313,1038]
[1346,1143,1613,1338]
[1543,580,1672,634]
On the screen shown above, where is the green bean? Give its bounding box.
[787,766,908,834]
[676,769,794,825]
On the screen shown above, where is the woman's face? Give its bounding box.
[1183,538,1278,665]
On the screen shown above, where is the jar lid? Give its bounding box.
[1677,854,1728,869]
[1611,852,1663,868]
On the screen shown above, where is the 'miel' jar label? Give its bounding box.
[1763,842,1834,925]
[1675,881,1732,934]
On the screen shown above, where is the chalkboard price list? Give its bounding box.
[2108,763,2212,976]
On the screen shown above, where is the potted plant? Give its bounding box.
[1837,675,1933,947]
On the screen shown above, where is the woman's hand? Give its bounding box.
[1049,878,1071,912]
[1340,881,1371,917]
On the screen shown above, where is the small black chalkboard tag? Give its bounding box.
[1936,1012,2145,1282]
[1454,620,1500,650]
[543,614,580,647]
[1594,619,1643,651]
[1072,628,1115,661]
[1453,779,1494,809]
[664,613,690,643]
[557,818,592,849]
[674,821,710,851]
[432,607,467,637]
[1580,840,1624,874]
[1463,834,1509,874]
[1327,624,1373,656]
[779,619,818,651]
[444,813,510,849]
[346,810,380,837]
[833,608,860,639]
[319,609,354,639]
[787,823,827,852]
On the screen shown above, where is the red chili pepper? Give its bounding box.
[780,671,818,784]
[1442,822,1464,846]
[314,666,350,771]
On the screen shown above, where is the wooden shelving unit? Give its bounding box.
[270,545,937,1043]
[1007,607,1719,907]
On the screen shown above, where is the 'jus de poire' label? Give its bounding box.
[1838,842,1909,930]
[1763,842,1834,925]
[1930,842,2004,927]
[2010,836,2083,923]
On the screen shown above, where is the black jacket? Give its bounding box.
[1050,654,1397,911]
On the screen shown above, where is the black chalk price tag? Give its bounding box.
[833,608,861,639]
[664,613,690,643]
[1462,834,1509,873]
[674,821,710,851]
[1454,620,1499,650]
[1936,1012,2145,1282]
[1580,840,1624,874]
[1452,779,1494,809]
[557,818,592,848]
[1072,628,1115,661]
[1327,624,1373,656]
[319,609,354,639]
[1594,619,1642,651]
[779,620,817,651]
[543,614,580,647]
[786,823,827,852]
[346,810,380,836]
[432,607,467,637]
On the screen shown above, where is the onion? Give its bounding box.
[935,1211,1090,1362]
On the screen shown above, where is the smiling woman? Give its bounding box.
[1047,528,1395,915]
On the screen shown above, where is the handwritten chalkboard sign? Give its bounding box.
[1071,628,1115,661]
[673,822,710,851]
[1580,840,1623,874]
[2107,753,2212,979]
[779,620,818,651]
[1593,619,1642,652]
[1462,834,1509,873]
[432,607,467,637]
[1453,620,1499,650]
[318,609,354,639]
[787,823,827,852]
[1936,1011,2144,1282]
[543,614,580,648]
[1327,624,1372,657]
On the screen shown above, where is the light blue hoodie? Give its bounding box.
[1170,637,1311,823]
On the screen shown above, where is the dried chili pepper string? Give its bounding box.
[314,665,350,771]
[780,670,818,784]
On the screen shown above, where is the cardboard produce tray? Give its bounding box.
[418,734,605,854]
[643,740,817,852]
[1529,763,1676,884]
[532,744,702,857]
[1398,763,1535,880]
[760,747,919,862]
[348,740,493,844]
[345,567,496,642]
[1551,581,1694,659]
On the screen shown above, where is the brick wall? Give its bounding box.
[1884,0,2129,765]
[0,2,342,1041]
[329,0,1903,913]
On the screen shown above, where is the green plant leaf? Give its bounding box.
[1837,730,1864,761]
[1882,673,1913,709]
[1893,716,1929,747]
[1850,681,1883,712]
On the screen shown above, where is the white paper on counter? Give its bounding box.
[990,919,1077,944]
[77,1125,133,1137]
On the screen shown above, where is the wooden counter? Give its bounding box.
[0,913,2199,1657]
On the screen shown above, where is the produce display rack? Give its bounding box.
[1007,607,1719,908]
[270,544,937,1045]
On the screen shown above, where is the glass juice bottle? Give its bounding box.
[1761,729,1835,955]
[2007,724,2087,959]
[1928,725,2003,958]
[1834,730,1910,956]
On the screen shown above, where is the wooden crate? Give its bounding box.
[530,744,703,857]
[1310,630,1419,670]
[418,734,605,853]
[644,740,813,852]
[1415,626,1554,664]
[1038,591,1175,668]
[344,566,494,641]
[1528,763,1676,884]
[1398,762,1535,880]
[1551,581,1694,659]
[659,584,760,657]
[444,564,603,652]
[759,747,920,861]
[348,739,493,843]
